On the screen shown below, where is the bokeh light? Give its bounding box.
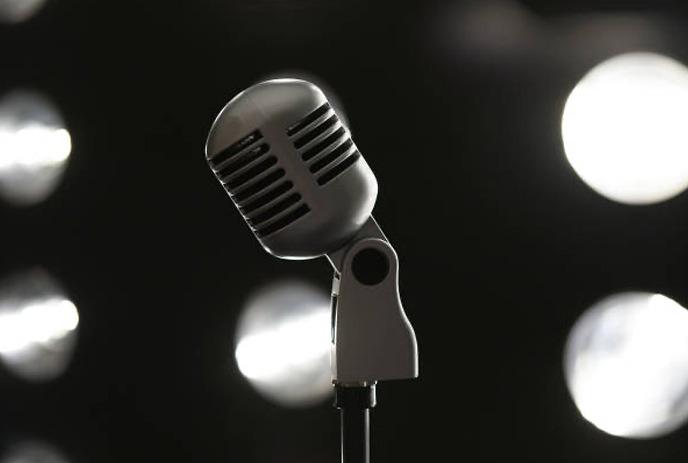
[562,52,688,205]
[0,440,71,463]
[0,269,79,382]
[0,0,49,23]
[0,90,72,206]
[234,280,332,407]
[564,292,688,438]
[446,0,539,56]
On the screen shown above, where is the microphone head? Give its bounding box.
[205,79,378,259]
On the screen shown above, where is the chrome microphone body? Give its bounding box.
[205,79,418,385]
[205,79,377,260]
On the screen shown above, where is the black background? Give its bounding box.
[2,0,688,461]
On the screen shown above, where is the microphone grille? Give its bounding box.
[206,79,378,259]
[207,129,311,238]
[286,102,361,186]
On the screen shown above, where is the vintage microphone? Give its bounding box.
[204,79,418,463]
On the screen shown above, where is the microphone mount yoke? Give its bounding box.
[327,217,418,385]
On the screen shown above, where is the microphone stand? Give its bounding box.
[327,217,418,463]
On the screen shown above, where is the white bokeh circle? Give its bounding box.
[0,0,49,23]
[0,269,79,382]
[234,280,332,407]
[0,90,72,206]
[562,52,688,205]
[564,292,688,438]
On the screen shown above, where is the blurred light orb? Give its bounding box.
[562,52,688,204]
[564,292,688,438]
[0,90,71,206]
[0,0,48,23]
[235,280,332,407]
[451,0,538,55]
[1,440,71,463]
[0,269,79,381]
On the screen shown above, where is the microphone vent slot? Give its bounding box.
[255,204,311,238]
[231,164,312,237]
[234,169,286,202]
[239,180,293,214]
[241,183,311,237]
[293,114,338,149]
[246,193,302,227]
[286,105,360,186]
[209,128,312,237]
[316,151,361,185]
[302,127,346,162]
[208,129,263,167]
[309,138,353,173]
[216,143,269,179]
[224,156,277,190]
[286,102,331,136]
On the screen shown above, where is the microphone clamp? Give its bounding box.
[327,217,418,384]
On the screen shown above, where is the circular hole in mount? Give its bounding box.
[351,247,389,286]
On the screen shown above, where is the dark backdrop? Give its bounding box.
[1,0,688,461]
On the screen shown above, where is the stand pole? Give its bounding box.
[334,384,377,463]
